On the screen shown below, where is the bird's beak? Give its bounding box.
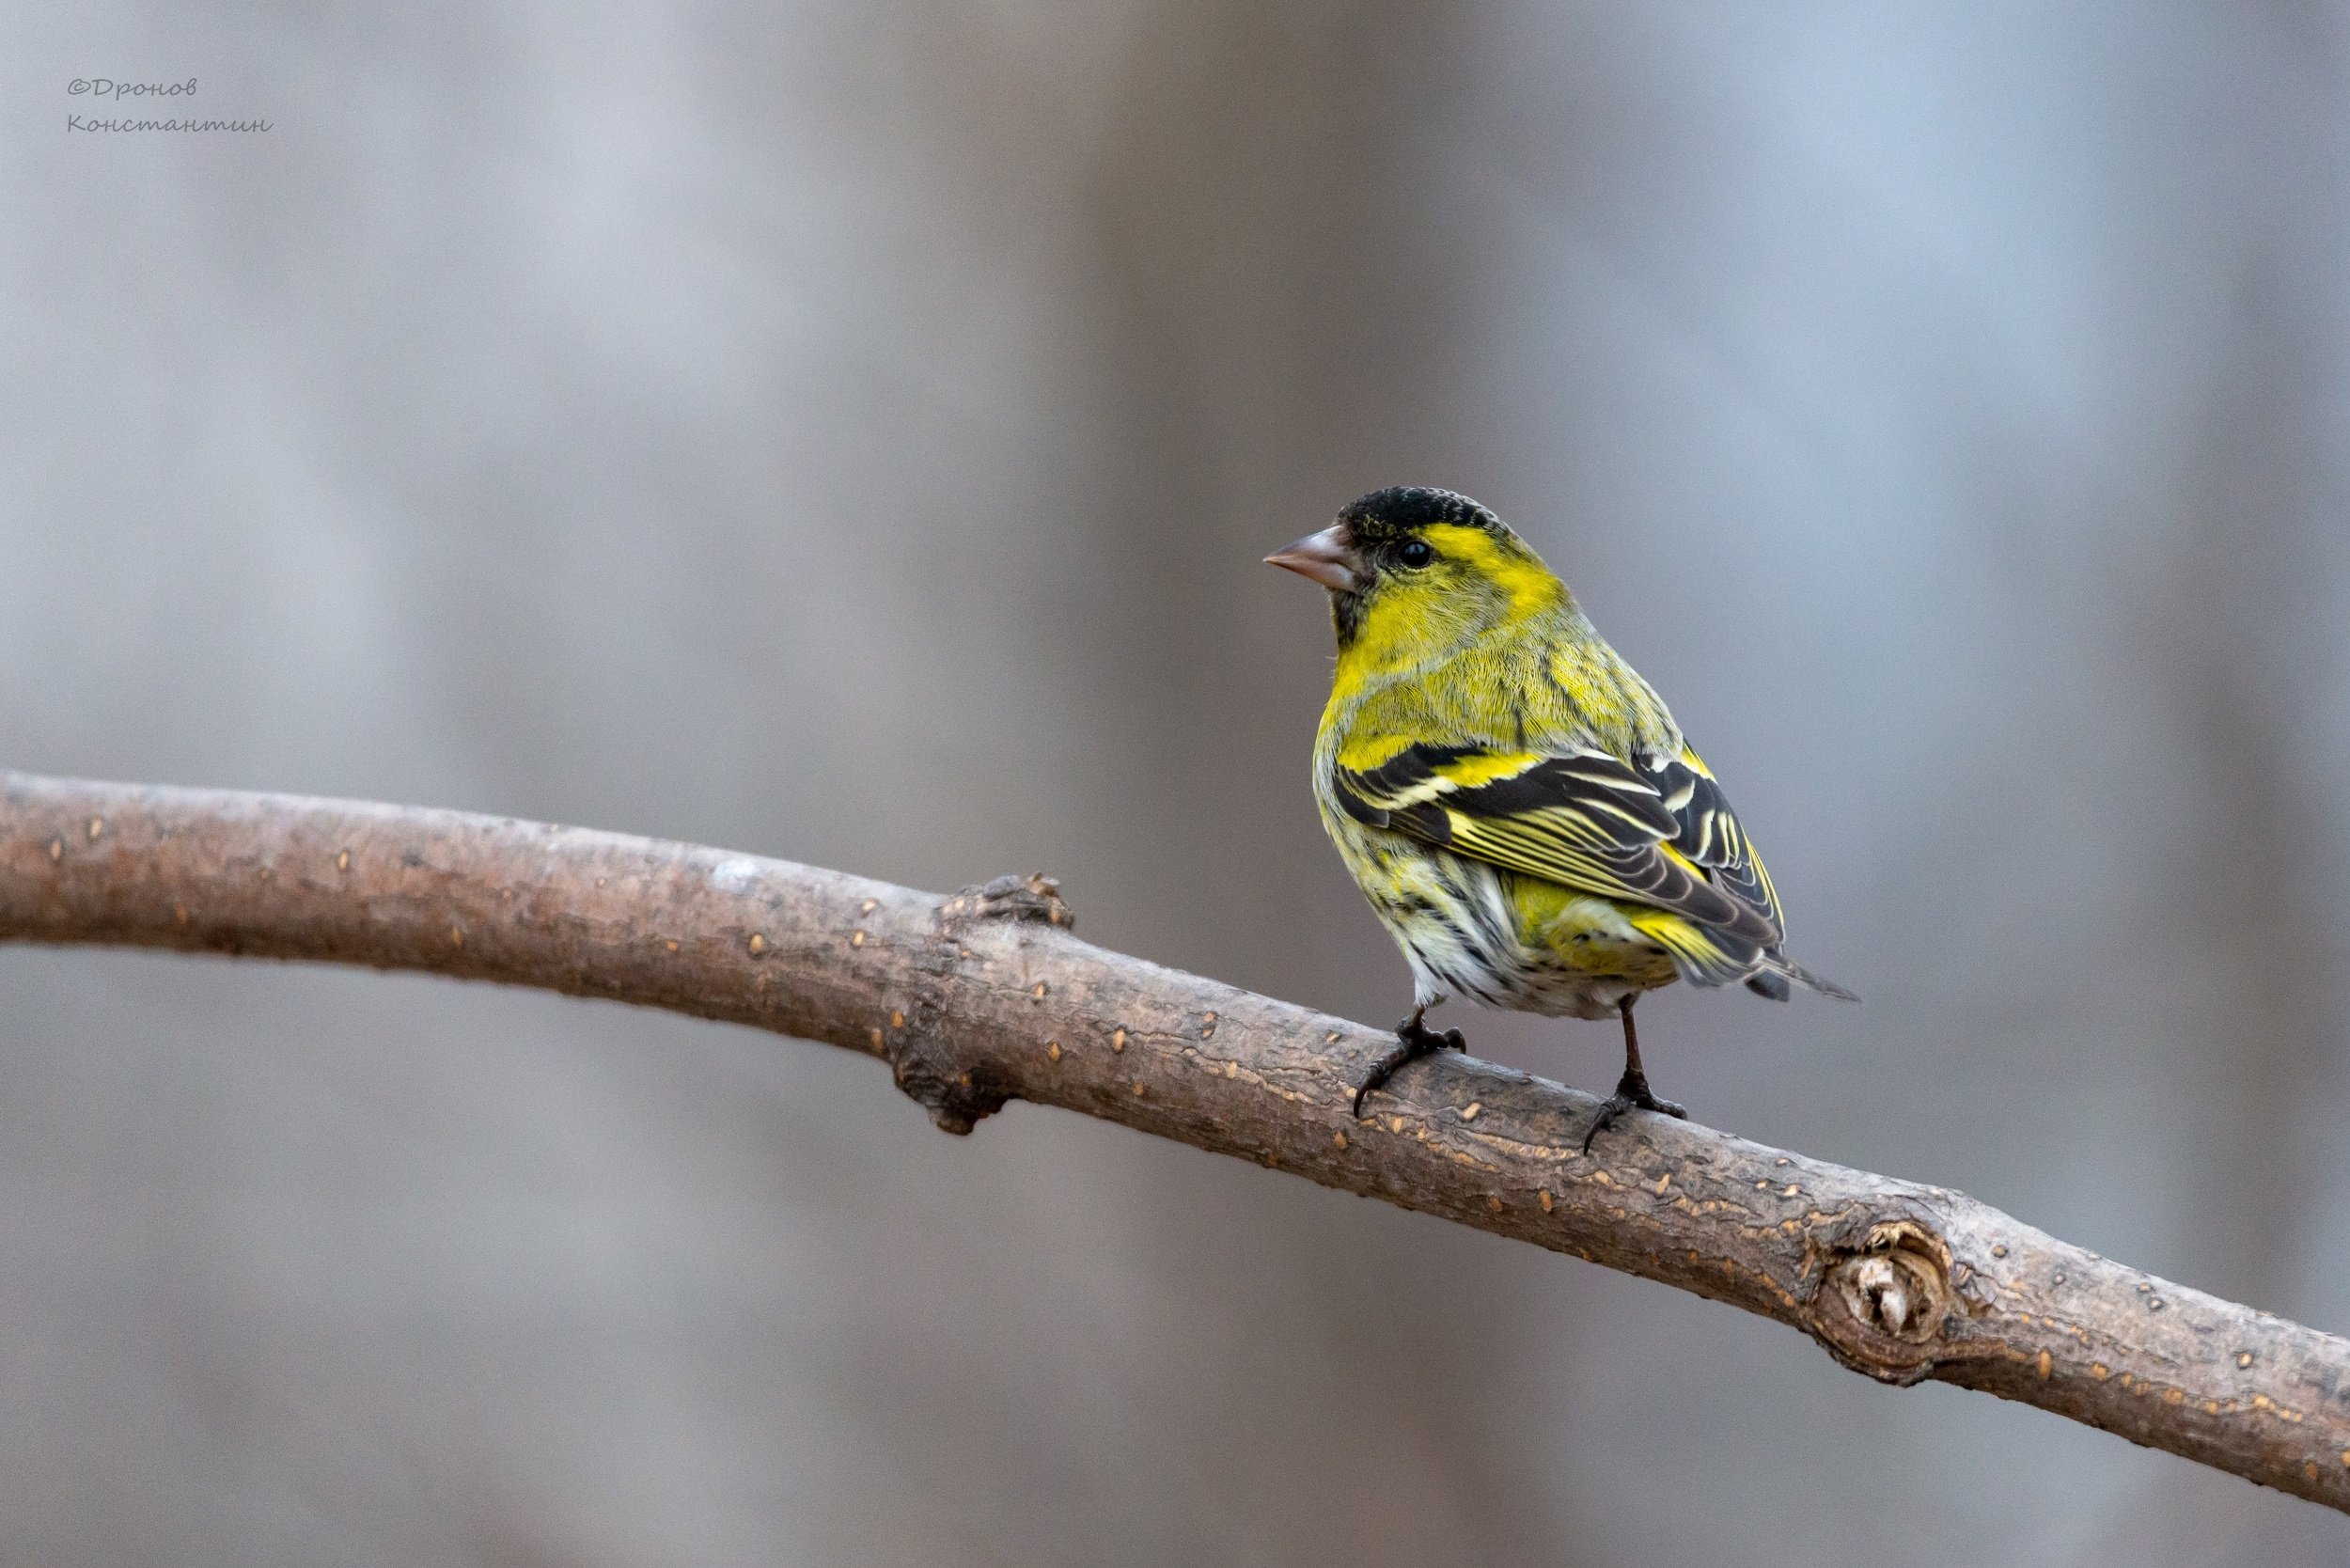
[1264,524,1361,593]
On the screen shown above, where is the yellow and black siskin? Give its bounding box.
[1268,486,1851,1145]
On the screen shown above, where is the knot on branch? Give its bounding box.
[938,872,1073,930]
[882,873,1073,1136]
[886,1034,1010,1137]
[1808,1218,1959,1385]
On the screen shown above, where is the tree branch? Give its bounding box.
[4,772,2346,1511]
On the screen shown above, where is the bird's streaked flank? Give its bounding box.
[1268,486,1852,1139]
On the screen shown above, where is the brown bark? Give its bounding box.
[4,772,2346,1511]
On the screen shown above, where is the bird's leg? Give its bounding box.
[1581,996,1688,1152]
[1352,1004,1467,1120]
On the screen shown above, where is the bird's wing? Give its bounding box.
[1334,740,1783,980]
[1647,746,1784,935]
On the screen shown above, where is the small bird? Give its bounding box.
[1267,487,1851,1145]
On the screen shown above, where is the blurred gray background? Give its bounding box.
[8,3,2350,1564]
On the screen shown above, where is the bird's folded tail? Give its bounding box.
[1618,911,1856,1001]
[1744,949,1857,1003]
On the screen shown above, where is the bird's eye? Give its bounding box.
[1398,540,1434,569]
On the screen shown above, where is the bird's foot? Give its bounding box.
[1352,1016,1466,1120]
[1580,1071,1687,1153]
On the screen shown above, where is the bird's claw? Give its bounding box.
[1579,1083,1687,1153]
[1351,1017,1466,1119]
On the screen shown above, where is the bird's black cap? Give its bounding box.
[1338,487,1504,541]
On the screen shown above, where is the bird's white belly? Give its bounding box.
[1330,823,1659,1021]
